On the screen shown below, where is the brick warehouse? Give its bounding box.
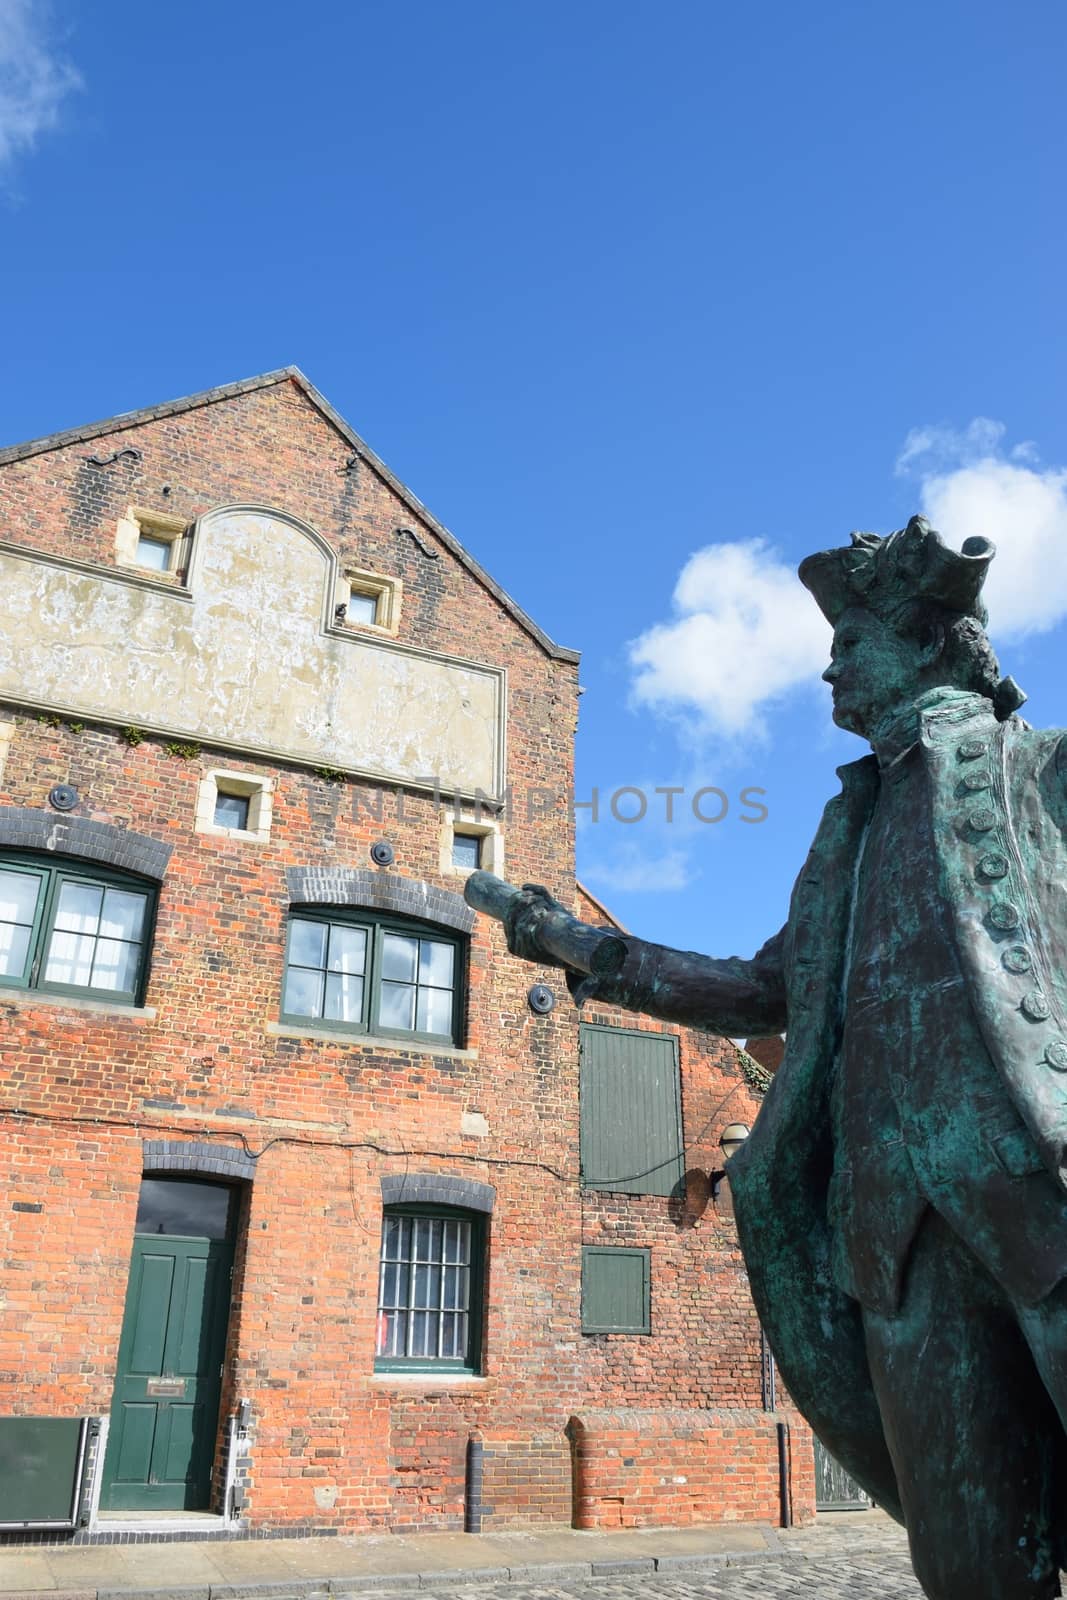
[0,370,814,1541]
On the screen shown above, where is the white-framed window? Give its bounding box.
[333,567,401,635]
[194,770,274,842]
[115,506,189,577]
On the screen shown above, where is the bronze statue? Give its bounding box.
[468,515,1067,1600]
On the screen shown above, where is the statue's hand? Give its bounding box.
[502,882,569,967]
[465,870,628,978]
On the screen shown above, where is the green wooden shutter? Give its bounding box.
[580,1024,684,1195]
[0,1418,88,1528]
[582,1247,651,1333]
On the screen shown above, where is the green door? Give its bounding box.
[101,1179,236,1511]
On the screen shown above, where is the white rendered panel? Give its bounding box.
[0,508,505,798]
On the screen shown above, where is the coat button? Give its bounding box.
[1003,946,1034,974]
[969,807,997,832]
[1045,1042,1067,1072]
[1022,992,1052,1022]
[989,902,1022,931]
[957,740,988,760]
[962,770,991,791]
[978,853,1010,880]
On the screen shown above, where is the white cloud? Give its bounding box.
[0,0,81,172]
[582,842,693,894]
[898,421,1067,639]
[628,539,831,739]
[895,418,1006,477]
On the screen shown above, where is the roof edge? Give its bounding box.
[289,370,581,665]
[0,368,300,469]
[575,879,631,935]
[0,367,582,666]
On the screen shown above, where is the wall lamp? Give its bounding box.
[710,1123,751,1199]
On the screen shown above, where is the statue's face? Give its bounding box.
[822,608,925,738]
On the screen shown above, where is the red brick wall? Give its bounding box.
[571,889,813,1526]
[0,379,807,1535]
[480,1435,572,1528]
[569,1409,815,1528]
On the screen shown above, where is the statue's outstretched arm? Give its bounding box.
[572,926,788,1038]
[465,871,787,1040]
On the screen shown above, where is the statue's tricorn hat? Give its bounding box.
[798,514,996,628]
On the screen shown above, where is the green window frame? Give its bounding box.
[0,852,155,1006]
[374,1204,485,1373]
[581,1246,651,1334]
[281,909,465,1045]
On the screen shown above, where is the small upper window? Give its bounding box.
[195,770,274,842]
[334,567,401,635]
[135,534,173,572]
[451,833,482,872]
[0,855,154,1005]
[345,590,380,626]
[116,506,189,577]
[213,791,250,831]
[440,814,502,878]
[283,911,463,1044]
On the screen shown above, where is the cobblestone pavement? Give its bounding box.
[365,1549,923,1600]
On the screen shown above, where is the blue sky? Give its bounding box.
[3,0,1066,966]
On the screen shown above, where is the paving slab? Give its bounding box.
[0,1559,57,1596]
[0,1511,909,1598]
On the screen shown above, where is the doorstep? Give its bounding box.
[90,1515,232,1540]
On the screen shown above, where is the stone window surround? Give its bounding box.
[335,564,402,636]
[195,769,275,843]
[438,808,504,879]
[0,720,15,788]
[116,505,190,576]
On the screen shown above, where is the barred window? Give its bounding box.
[375,1206,483,1372]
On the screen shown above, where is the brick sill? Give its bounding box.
[0,988,156,1021]
[265,1021,477,1060]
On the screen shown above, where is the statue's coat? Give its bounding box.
[727,695,1067,1524]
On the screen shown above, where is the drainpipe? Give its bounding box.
[777,1422,792,1528]
[465,1435,484,1533]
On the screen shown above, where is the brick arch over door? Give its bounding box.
[285,867,475,934]
[142,1139,256,1183]
[0,807,172,879]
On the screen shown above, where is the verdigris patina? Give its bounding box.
[470,515,1067,1600]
